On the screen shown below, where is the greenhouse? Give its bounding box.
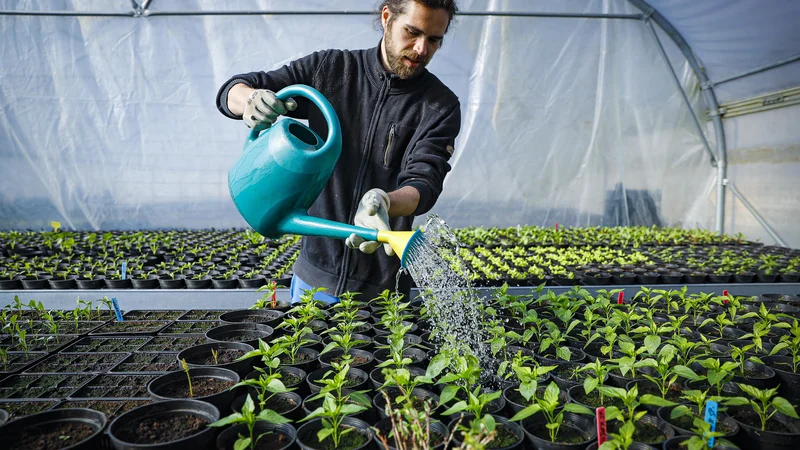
[0,0,799,449]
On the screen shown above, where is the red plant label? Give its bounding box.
[596,407,607,444]
[617,292,624,305]
[722,289,729,304]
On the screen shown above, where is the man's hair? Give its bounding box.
[375,0,459,33]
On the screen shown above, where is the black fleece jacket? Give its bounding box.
[216,42,461,301]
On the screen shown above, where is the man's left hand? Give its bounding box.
[346,188,394,256]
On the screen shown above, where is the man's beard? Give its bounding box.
[384,28,428,79]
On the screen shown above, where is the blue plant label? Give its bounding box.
[121,261,127,280]
[111,297,124,322]
[705,400,719,447]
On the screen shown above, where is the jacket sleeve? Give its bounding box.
[215,50,329,120]
[397,101,462,216]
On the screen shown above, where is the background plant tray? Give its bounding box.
[0,334,79,353]
[123,310,186,320]
[89,320,172,336]
[0,351,48,375]
[21,320,107,335]
[138,334,206,352]
[0,374,93,399]
[62,336,151,353]
[110,352,178,373]
[52,398,150,422]
[23,352,130,374]
[69,374,159,399]
[0,399,59,421]
[158,320,222,334]
[179,310,230,320]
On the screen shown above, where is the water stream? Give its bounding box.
[400,215,490,367]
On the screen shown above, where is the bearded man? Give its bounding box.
[216,0,461,303]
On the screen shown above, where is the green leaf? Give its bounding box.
[317,426,334,442]
[640,394,676,407]
[509,403,541,422]
[583,376,598,394]
[772,396,800,419]
[257,409,292,424]
[563,403,593,415]
[266,378,287,393]
[769,342,789,356]
[603,406,622,421]
[319,341,337,355]
[208,413,244,427]
[234,438,252,450]
[426,353,448,378]
[707,370,726,387]
[644,335,661,354]
[737,383,763,400]
[339,403,368,416]
[721,397,750,406]
[544,382,560,405]
[670,405,692,419]
[482,413,496,432]
[672,365,703,381]
[441,400,468,416]
[440,384,459,405]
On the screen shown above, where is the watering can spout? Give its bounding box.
[228,84,425,266]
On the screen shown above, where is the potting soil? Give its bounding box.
[10,421,95,449]
[115,412,209,444]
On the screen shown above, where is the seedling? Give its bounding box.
[510,381,593,442]
[209,394,291,450]
[729,383,799,431]
[211,348,219,365]
[181,358,193,397]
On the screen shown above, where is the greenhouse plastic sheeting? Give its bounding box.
[0,0,717,232]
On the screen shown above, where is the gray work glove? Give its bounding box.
[346,188,395,256]
[243,89,297,131]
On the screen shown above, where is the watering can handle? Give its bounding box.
[244,85,341,152]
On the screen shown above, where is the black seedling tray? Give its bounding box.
[178,310,230,320]
[23,352,129,374]
[110,352,178,373]
[0,373,93,399]
[62,336,151,353]
[89,320,173,336]
[158,320,223,334]
[68,373,159,399]
[0,399,59,421]
[123,310,187,321]
[138,334,206,352]
[0,352,48,375]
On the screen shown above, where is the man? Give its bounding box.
[216,0,461,303]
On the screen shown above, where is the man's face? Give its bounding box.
[381,2,449,79]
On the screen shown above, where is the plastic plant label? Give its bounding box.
[705,400,719,447]
[111,297,124,322]
[722,290,729,304]
[596,406,607,445]
[555,222,559,231]
[121,261,127,280]
[50,221,61,232]
[617,291,624,305]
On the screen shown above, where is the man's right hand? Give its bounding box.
[243,89,298,131]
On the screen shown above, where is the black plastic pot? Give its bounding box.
[733,272,755,283]
[0,408,107,450]
[448,413,524,449]
[608,414,675,447]
[279,347,320,373]
[0,408,7,426]
[372,347,428,367]
[158,275,186,289]
[373,386,440,420]
[238,275,267,288]
[662,435,740,449]
[77,277,106,289]
[636,272,660,284]
[307,366,368,394]
[148,367,239,413]
[177,342,254,377]
[296,417,373,450]
[657,405,739,438]
[231,391,304,421]
[109,399,219,450]
[205,323,274,347]
[105,278,133,289]
[372,416,448,450]
[763,355,800,404]
[730,361,777,390]
[49,278,78,289]
[212,277,239,289]
[185,277,213,289]
[728,406,800,450]
[131,276,160,289]
[708,273,732,283]
[0,278,23,290]
[318,349,375,372]
[219,309,285,328]
[521,412,596,449]
[370,365,426,390]
[21,276,51,289]
[217,422,296,450]
[685,272,707,284]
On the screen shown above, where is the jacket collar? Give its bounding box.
[365,40,431,92]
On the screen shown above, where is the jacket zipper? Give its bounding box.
[383,124,396,166]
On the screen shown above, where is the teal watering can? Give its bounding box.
[228,84,424,267]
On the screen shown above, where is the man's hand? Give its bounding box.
[243,89,298,131]
[346,188,394,256]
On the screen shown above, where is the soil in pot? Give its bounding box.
[729,407,795,433]
[297,418,372,450]
[608,418,669,444]
[187,349,247,365]
[159,376,235,398]
[115,412,209,444]
[9,421,96,449]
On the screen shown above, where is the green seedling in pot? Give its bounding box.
[578,358,616,404]
[773,318,800,372]
[375,323,414,371]
[209,394,291,450]
[237,339,285,375]
[698,357,739,396]
[610,339,648,380]
[211,348,219,366]
[638,344,704,399]
[670,389,741,429]
[181,358,193,397]
[667,333,709,366]
[598,421,635,450]
[233,371,293,415]
[728,383,799,431]
[680,416,735,450]
[598,384,676,425]
[510,381,593,442]
[301,362,370,448]
[271,327,314,365]
[539,320,575,361]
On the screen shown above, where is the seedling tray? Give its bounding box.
[110,352,178,373]
[69,374,159,399]
[0,399,59,421]
[20,320,107,335]
[0,351,48,375]
[62,336,151,353]
[0,334,79,353]
[178,310,230,320]
[158,320,223,334]
[53,398,150,422]
[23,352,129,374]
[122,310,186,321]
[89,320,172,336]
[138,334,206,352]
[0,373,93,399]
